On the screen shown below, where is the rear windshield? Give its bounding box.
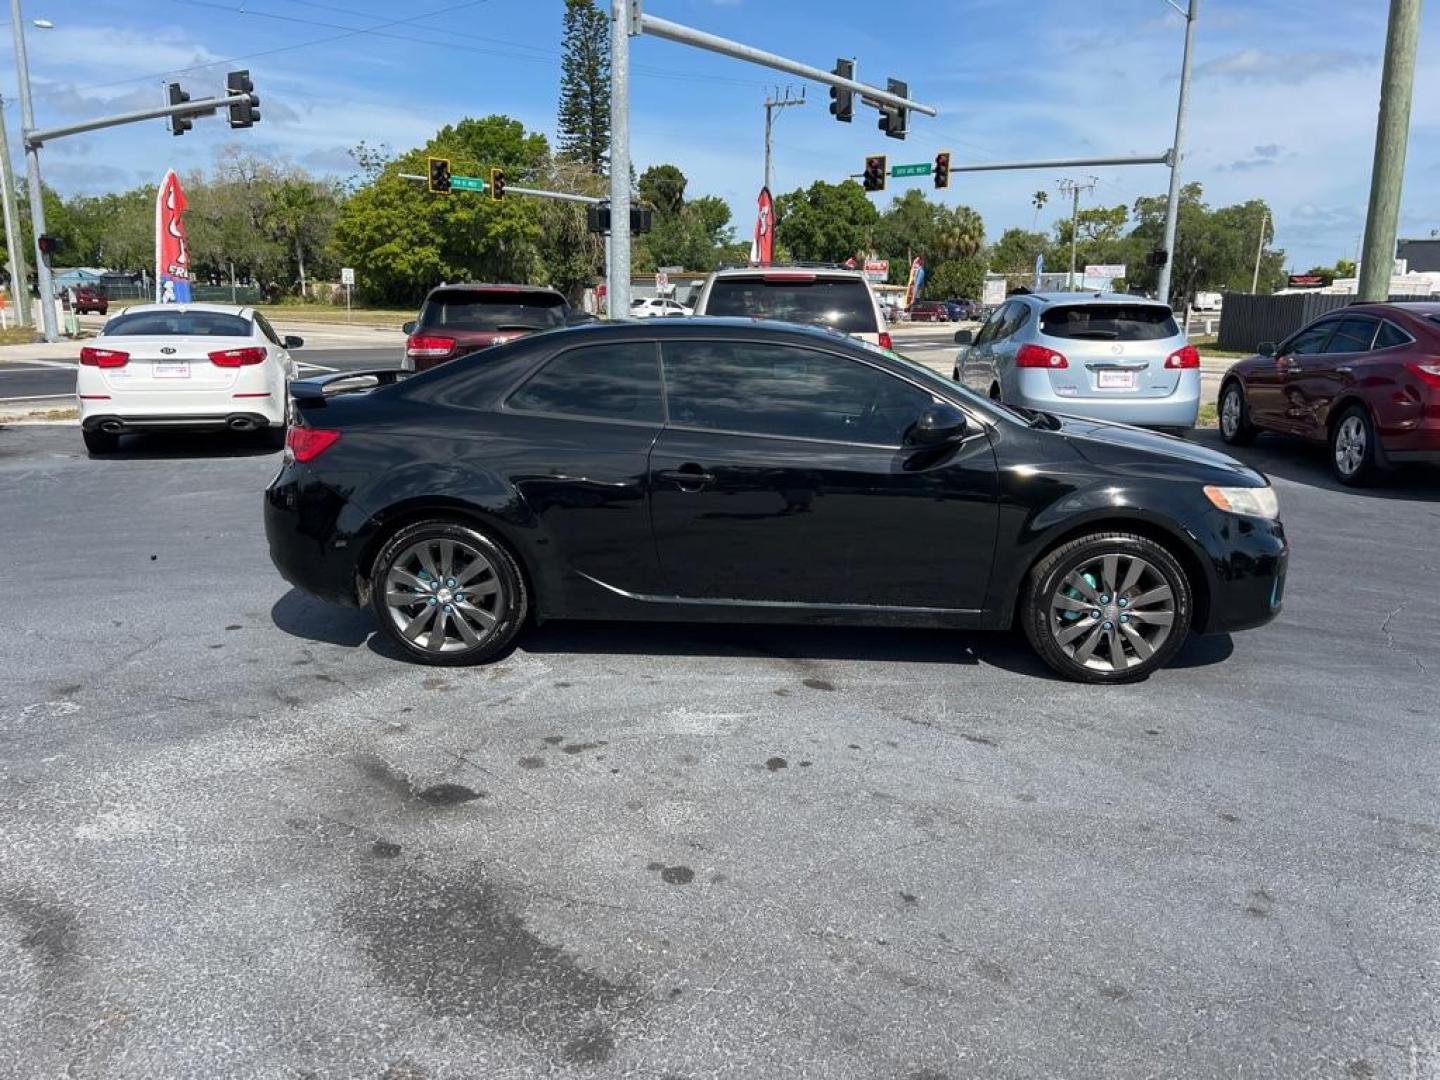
[421,290,567,332]
[103,311,252,337]
[703,278,878,334]
[1040,304,1178,342]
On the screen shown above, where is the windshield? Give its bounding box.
[103,311,252,337]
[1040,304,1179,341]
[704,278,878,334]
[421,291,567,332]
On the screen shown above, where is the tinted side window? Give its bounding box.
[663,341,936,446]
[1000,302,1030,340]
[254,314,282,345]
[702,279,878,334]
[972,306,1006,346]
[1375,321,1413,350]
[1324,316,1378,354]
[1285,323,1336,356]
[507,343,662,423]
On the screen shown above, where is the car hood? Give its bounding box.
[1052,413,1266,484]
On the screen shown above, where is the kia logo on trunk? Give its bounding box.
[160,347,176,355]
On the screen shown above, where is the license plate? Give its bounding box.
[1098,369,1135,389]
[153,361,190,378]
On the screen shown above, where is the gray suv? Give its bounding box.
[953,292,1200,432]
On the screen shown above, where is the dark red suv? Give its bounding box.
[1218,302,1440,484]
[403,284,585,372]
[73,284,108,315]
[908,299,950,323]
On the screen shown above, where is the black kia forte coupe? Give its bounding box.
[265,319,1287,683]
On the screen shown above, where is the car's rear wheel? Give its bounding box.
[1330,405,1380,486]
[1022,532,1193,684]
[82,428,119,456]
[1218,381,1257,446]
[369,520,528,665]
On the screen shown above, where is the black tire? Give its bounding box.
[368,520,528,666]
[82,428,119,456]
[1021,531,1194,685]
[1218,380,1257,446]
[1330,404,1381,486]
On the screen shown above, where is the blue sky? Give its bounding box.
[3,0,1437,271]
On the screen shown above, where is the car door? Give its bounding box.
[988,302,1031,397]
[1288,315,1377,440]
[961,304,1007,389]
[649,337,999,611]
[1250,321,1335,431]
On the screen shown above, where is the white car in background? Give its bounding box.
[629,296,691,319]
[77,303,301,455]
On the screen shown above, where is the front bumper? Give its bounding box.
[1012,369,1201,428]
[1195,511,1288,635]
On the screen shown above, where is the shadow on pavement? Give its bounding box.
[89,430,282,461]
[271,588,1234,682]
[1190,428,1440,502]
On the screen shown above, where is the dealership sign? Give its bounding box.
[1288,274,1327,288]
[863,259,890,283]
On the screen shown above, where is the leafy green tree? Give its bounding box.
[1127,185,1286,300]
[557,0,610,172]
[933,205,985,262]
[925,258,986,302]
[774,180,877,264]
[333,117,550,305]
[266,178,341,295]
[639,164,686,215]
[874,189,939,274]
[989,228,1049,279]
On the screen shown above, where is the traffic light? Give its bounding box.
[585,204,654,234]
[877,78,908,140]
[933,151,951,189]
[1146,249,1169,268]
[428,157,452,194]
[490,168,506,200]
[167,83,192,137]
[632,206,653,235]
[862,155,887,193]
[226,70,259,128]
[36,234,59,256]
[829,58,854,123]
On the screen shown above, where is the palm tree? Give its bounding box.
[1031,190,1048,228]
[933,205,984,262]
[266,181,336,297]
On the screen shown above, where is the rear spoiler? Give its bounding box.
[290,368,409,408]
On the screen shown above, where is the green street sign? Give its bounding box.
[890,162,932,178]
[452,175,487,192]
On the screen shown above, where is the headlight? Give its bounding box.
[1204,484,1279,519]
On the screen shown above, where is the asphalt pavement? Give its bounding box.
[1,421,1436,1079]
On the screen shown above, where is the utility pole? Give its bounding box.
[1358,0,1421,302]
[0,94,31,328]
[1157,0,1197,306]
[10,0,58,341]
[608,0,634,317]
[1250,208,1269,293]
[1057,177,1096,290]
[762,85,805,192]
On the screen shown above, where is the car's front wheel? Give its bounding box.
[369,520,528,665]
[1218,381,1257,445]
[1022,532,1193,684]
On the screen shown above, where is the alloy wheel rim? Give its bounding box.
[1048,553,1175,674]
[1335,416,1365,476]
[383,538,502,653]
[1221,389,1240,437]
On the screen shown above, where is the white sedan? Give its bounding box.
[77,303,301,455]
[628,296,691,319]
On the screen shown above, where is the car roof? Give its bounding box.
[1344,301,1440,317]
[425,283,563,297]
[706,266,869,281]
[108,302,255,318]
[528,315,865,344]
[1023,291,1166,307]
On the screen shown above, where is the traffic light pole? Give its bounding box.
[1156,0,1197,306]
[25,92,255,146]
[396,174,602,204]
[10,0,57,341]
[0,94,30,328]
[609,0,633,317]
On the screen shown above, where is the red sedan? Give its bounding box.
[908,300,950,323]
[1218,302,1440,485]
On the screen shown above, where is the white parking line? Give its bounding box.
[0,393,72,403]
[0,367,57,375]
[295,362,339,373]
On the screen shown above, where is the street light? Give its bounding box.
[0,13,47,330]
[8,1,60,341]
[1156,0,1197,307]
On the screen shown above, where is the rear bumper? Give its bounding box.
[1012,369,1201,428]
[264,465,364,606]
[80,411,277,433]
[1380,413,1440,463]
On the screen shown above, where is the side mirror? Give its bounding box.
[402,320,417,335]
[905,403,969,447]
[283,335,304,349]
[1258,341,1276,357]
[953,329,974,345]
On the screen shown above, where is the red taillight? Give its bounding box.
[406,334,456,360]
[878,331,894,351]
[1165,344,1201,369]
[1016,343,1068,369]
[209,347,268,367]
[286,427,340,463]
[1406,361,1440,389]
[79,346,129,368]
[762,272,815,282]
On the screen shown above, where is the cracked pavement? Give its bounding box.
[0,423,1437,1079]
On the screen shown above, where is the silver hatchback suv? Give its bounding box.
[952,292,1200,432]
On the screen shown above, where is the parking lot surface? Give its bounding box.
[1,423,1437,1078]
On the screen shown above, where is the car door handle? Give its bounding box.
[656,465,716,491]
